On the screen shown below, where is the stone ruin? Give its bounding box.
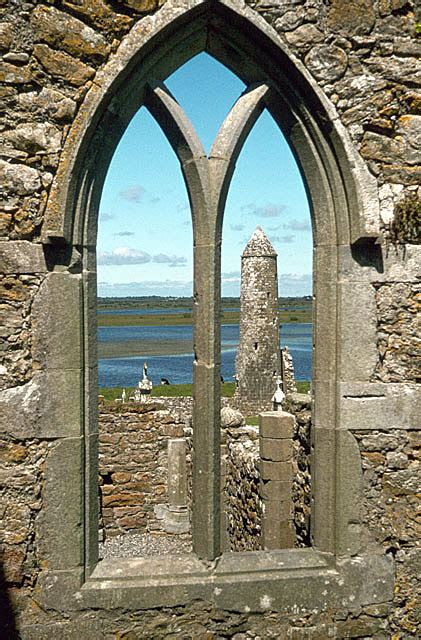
[233,226,281,415]
[1,0,420,637]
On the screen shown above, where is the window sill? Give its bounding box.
[37,549,393,613]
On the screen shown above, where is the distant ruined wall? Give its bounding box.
[1,0,420,637]
[98,401,187,538]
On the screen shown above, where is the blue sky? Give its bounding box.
[97,53,312,297]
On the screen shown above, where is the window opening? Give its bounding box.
[96,51,313,561]
[221,108,312,551]
[97,107,193,558]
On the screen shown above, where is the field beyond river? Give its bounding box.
[98,296,313,389]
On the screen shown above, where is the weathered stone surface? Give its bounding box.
[0,22,13,51]
[360,117,421,166]
[305,44,348,82]
[0,0,419,634]
[4,122,62,155]
[274,7,305,32]
[118,0,163,12]
[0,160,40,195]
[0,62,31,84]
[31,5,110,63]
[3,52,30,64]
[327,0,376,35]
[233,228,280,415]
[33,44,95,87]
[285,24,324,48]
[17,88,77,122]
[220,406,245,428]
[62,0,133,34]
[374,282,420,383]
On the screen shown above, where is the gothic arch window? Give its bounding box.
[38,1,387,610]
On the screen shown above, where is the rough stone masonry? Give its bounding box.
[0,0,420,638]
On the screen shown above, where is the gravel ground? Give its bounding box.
[99,533,192,559]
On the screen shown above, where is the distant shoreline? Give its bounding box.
[99,339,193,359]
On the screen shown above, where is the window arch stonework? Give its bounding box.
[33,0,397,612]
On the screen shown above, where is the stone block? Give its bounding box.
[262,498,294,521]
[338,382,421,431]
[335,430,363,556]
[36,437,84,570]
[32,272,82,371]
[259,460,294,482]
[0,369,82,439]
[262,518,295,549]
[31,5,110,63]
[260,437,292,462]
[311,427,336,553]
[0,241,47,274]
[260,479,293,502]
[259,412,294,439]
[33,44,95,87]
[337,281,377,382]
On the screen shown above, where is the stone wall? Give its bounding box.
[98,401,188,538]
[225,426,262,551]
[374,281,421,383]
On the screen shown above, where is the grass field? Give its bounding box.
[98,380,310,402]
[97,307,312,327]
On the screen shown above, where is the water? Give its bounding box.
[98,323,312,388]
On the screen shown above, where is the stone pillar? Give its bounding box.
[156,438,189,534]
[220,443,230,552]
[234,227,280,415]
[259,411,295,549]
[168,438,188,510]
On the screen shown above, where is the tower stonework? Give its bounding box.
[233,227,280,415]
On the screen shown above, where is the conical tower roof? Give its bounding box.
[242,226,277,258]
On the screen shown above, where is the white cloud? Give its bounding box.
[97,247,151,265]
[119,185,145,203]
[114,231,135,237]
[153,254,187,267]
[230,223,245,232]
[98,247,187,268]
[242,202,286,218]
[271,234,295,244]
[283,219,311,232]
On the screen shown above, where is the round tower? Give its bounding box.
[233,226,280,415]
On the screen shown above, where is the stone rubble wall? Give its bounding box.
[1,0,420,636]
[354,429,420,637]
[225,426,262,551]
[374,281,421,383]
[98,400,188,538]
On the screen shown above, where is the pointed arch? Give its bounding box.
[42,0,378,247]
[38,0,384,569]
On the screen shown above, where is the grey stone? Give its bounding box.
[0,159,40,195]
[31,272,82,371]
[4,122,62,154]
[305,44,348,82]
[285,24,324,48]
[35,437,84,570]
[221,406,245,428]
[0,369,82,438]
[0,240,47,273]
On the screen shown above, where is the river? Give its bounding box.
[98,322,312,388]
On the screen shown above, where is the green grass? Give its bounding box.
[97,308,312,327]
[98,381,310,402]
[98,381,236,402]
[296,380,310,393]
